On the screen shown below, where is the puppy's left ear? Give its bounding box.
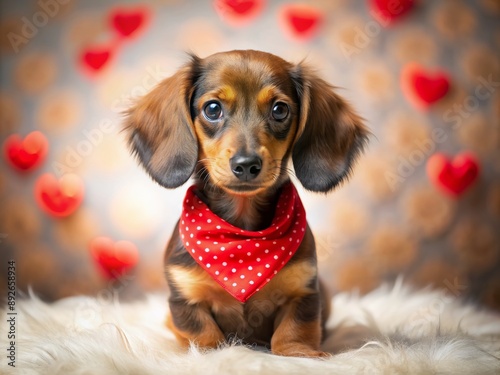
[290,64,369,193]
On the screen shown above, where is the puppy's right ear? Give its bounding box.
[124,56,201,188]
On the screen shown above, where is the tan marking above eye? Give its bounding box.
[257,86,294,115]
[197,86,236,111]
[257,86,276,106]
[218,85,236,102]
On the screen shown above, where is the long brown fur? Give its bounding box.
[125,50,369,357]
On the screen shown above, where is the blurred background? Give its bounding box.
[0,0,499,310]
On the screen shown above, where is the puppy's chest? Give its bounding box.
[168,259,316,312]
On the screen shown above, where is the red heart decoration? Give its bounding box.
[3,131,48,172]
[34,173,84,217]
[427,152,480,197]
[279,4,323,41]
[110,7,149,38]
[214,0,265,26]
[401,63,450,109]
[81,47,112,72]
[369,0,415,25]
[90,236,139,279]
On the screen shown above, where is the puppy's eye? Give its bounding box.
[271,102,289,121]
[203,101,223,121]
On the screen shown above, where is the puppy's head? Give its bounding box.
[125,50,368,195]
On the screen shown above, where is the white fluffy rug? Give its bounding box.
[2,280,500,375]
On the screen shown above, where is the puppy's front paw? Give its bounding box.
[272,344,330,358]
[194,330,226,349]
[166,313,225,350]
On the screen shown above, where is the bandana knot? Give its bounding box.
[179,183,307,303]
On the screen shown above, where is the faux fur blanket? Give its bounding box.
[2,281,500,375]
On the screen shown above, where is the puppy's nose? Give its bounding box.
[230,154,262,181]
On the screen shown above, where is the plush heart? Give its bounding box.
[80,46,112,73]
[34,173,84,217]
[279,4,323,41]
[401,63,450,109]
[110,7,149,38]
[426,152,480,197]
[213,0,265,26]
[369,0,415,25]
[3,131,48,172]
[90,236,139,279]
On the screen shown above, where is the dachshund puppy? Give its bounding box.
[125,50,368,357]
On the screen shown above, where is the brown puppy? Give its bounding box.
[125,50,368,357]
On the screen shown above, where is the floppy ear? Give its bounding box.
[290,64,369,193]
[124,57,200,188]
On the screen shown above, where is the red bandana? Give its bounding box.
[179,183,307,303]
